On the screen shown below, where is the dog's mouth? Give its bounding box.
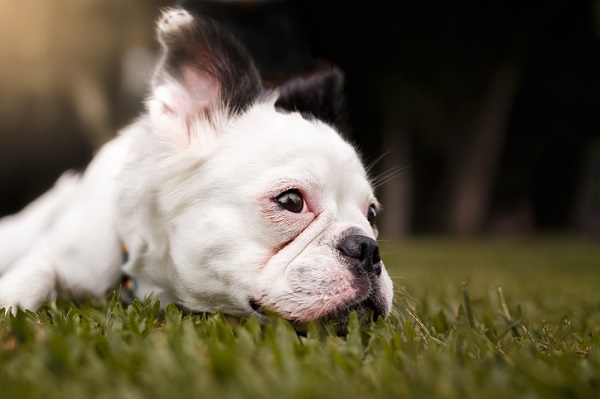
[248,295,385,334]
[318,295,386,334]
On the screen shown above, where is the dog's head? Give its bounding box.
[127,9,393,330]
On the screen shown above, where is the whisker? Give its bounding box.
[372,168,407,188]
[396,292,418,306]
[365,150,392,174]
[371,165,404,184]
[371,165,411,189]
[390,304,403,318]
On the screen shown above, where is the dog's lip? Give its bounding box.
[247,293,385,330]
[321,295,384,323]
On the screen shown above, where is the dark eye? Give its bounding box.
[275,189,304,213]
[367,205,377,227]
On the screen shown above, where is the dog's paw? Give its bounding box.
[0,256,57,314]
[158,8,193,34]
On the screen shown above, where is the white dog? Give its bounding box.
[0,9,393,330]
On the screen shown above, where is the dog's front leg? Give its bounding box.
[0,252,57,314]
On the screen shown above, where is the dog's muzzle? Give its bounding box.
[321,234,387,330]
[250,234,388,333]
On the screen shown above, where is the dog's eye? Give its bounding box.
[275,189,304,213]
[367,205,377,227]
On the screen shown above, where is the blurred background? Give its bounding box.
[0,0,598,239]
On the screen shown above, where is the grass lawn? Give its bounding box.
[1,236,599,398]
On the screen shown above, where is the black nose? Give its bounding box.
[337,235,382,276]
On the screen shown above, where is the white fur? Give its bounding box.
[0,9,393,323]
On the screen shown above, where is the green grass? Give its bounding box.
[1,237,599,398]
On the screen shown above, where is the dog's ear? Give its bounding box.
[148,9,262,138]
[275,59,347,132]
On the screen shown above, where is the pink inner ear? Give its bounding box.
[148,67,223,148]
[150,66,220,122]
[181,66,220,111]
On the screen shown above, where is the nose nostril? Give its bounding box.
[372,247,381,264]
[373,261,382,276]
